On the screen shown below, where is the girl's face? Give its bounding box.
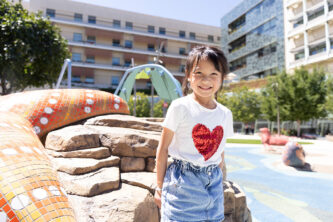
[188,58,222,101]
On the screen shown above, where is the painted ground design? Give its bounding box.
[225,144,333,222]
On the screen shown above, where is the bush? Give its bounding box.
[128,92,150,117]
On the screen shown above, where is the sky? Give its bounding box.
[72,0,244,27]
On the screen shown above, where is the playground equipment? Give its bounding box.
[259,127,289,149]
[115,64,182,102]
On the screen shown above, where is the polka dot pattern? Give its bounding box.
[0,89,129,221]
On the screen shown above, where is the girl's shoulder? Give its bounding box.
[216,102,232,115]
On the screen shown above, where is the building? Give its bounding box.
[221,0,285,81]
[284,0,333,73]
[24,0,220,90]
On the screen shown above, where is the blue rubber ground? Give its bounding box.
[225,145,333,222]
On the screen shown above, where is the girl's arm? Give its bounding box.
[156,127,174,188]
[154,127,174,208]
[219,151,226,180]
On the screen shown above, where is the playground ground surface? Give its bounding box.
[226,134,333,222]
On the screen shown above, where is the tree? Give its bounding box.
[261,68,327,136]
[0,0,69,95]
[326,75,333,116]
[218,87,261,124]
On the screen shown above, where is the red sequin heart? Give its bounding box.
[192,124,224,161]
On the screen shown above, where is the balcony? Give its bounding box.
[49,17,219,46]
[286,0,302,8]
[68,40,187,60]
[72,61,129,71]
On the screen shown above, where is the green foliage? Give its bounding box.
[261,67,327,136]
[0,0,70,94]
[217,87,261,123]
[153,99,165,117]
[128,92,150,117]
[326,75,333,116]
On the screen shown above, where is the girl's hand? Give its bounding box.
[154,189,162,208]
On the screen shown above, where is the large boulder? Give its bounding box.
[46,147,111,159]
[85,114,162,132]
[45,125,100,151]
[68,184,159,222]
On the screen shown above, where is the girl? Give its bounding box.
[154,46,234,222]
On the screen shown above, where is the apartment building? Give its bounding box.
[285,0,333,73]
[221,0,285,80]
[25,0,220,89]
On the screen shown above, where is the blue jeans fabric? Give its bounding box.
[161,159,224,222]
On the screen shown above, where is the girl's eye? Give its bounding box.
[211,73,218,76]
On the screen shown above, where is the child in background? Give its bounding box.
[154,46,234,222]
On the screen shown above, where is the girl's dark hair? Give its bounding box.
[182,46,229,99]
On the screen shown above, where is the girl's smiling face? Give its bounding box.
[188,58,222,101]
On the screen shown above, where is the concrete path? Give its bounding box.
[225,135,333,222]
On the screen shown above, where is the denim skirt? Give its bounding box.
[161,159,224,222]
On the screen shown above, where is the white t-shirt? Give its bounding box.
[162,94,234,167]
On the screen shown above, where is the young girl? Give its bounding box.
[154,46,234,222]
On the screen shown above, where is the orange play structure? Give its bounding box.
[259,128,289,148]
[0,89,129,221]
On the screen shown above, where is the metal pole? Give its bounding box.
[151,83,154,117]
[67,59,72,89]
[133,83,137,117]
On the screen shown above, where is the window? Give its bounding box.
[87,36,96,44]
[179,65,185,72]
[73,33,82,42]
[85,77,94,84]
[179,48,186,55]
[295,51,305,60]
[309,42,326,55]
[124,59,131,67]
[46,9,55,18]
[179,30,185,38]
[208,35,214,42]
[228,35,246,53]
[257,43,277,57]
[161,46,166,53]
[148,25,155,33]
[126,21,133,30]
[72,53,82,62]
[125,40,133,48]
[74,13,82,22]
[189,32,196,39]
[112,39,120,47]
[307,7,324,21]
[147,44,155,51]
[230,56,246,71]
[88,16,96,24]
[228,15,245,34]
[112,57,120,66]
[159,27,166,35]
[111,76,120,86]
[72,76,81,83]
[113,20,121,28]
[86,56,95,63]
[252,19,276,36]
[217,36,221,41]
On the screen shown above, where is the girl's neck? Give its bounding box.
[190,93,216,109]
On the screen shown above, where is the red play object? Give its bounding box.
[259,128,289,146]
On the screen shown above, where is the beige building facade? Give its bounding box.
[24,0,221,90]
[284,0,333,73]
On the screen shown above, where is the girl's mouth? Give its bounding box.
[199,86,212,90]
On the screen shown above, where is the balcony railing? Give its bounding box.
[49,16,219,46]
[68,40,188,59]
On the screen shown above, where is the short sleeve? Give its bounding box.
[162,101,183,132]
[225,110,234,137]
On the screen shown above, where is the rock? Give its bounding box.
[46,147,111,159]
[58,167,120,197]
[146,158,156,172]
[85,114,162,132]
[121,172,157,194]
[282,141,306,167]
[68,184,159,222]
[224,181,252,222]
[91,126,160,158]
[121,157,145,172]
[45,125,100,151]
[139,117,164,123]
[51,156,120,175]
